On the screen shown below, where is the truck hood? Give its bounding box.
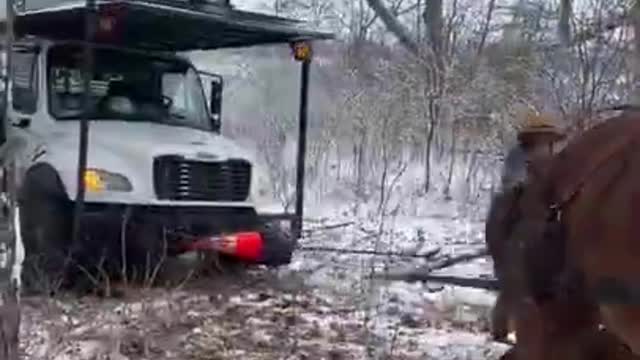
[46,121,257,163]
[32,120,277,208]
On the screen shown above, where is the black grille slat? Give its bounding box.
[153,156,252,202]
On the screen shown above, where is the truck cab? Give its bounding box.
[6,39,273,206]
[0,0,332,291]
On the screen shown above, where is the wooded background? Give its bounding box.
[193,0,639,218]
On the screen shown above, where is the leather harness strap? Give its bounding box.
[545,111,640,217]
[540,110,640,306]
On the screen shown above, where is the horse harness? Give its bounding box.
[540,131,640,305]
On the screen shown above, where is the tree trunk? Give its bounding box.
[558,0,572,45]
[444,121,457,199]
[356,128,367,198]
[378,144,389,214]
[365,0,418,54]
[476,0,496,57]
[423,0,443,52]
[464,149,479,202]
[631,1,640,106]
[424,0,444,78]
[1,0,22,354]
[0,280,20,360]
[424,100,438,193]
[335,142,341,181]
[0,190,21,360]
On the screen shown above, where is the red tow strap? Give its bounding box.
[180,231,264,263]
[220,232,264,262]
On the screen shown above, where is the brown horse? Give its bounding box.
[486,109,640,359]
[486,176,608,360]
[547,109,640,355]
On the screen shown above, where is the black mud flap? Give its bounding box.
[258,223,294,267]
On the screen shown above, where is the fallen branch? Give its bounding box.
[429,249,488,271]
[358,225,379,236]
[370,249,494,290]
[374,273,499,291]
[296,246,441,259]
[303,221,355,234]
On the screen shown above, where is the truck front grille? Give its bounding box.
[153,155,252,202]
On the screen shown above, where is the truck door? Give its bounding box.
[8,46,38,131]
[4,44,40,202]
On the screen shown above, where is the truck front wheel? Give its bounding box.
[19,169,74,294]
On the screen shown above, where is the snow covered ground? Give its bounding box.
[17,40,510,358]
[14,130,508,358]
[19,271,509,359]
[17,189,511,359]
[282,191,506,357]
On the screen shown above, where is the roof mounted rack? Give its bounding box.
[1,0,334,51]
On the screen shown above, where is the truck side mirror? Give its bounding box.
[209,78,223,133]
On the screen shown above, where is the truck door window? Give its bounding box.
[47,44,211,131]
[161,68,211,130]
[11,50,38,114]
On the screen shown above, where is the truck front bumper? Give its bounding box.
[77,203,294,266]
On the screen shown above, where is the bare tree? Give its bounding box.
[631,0,640,105]
[559,0,573,45]
[477,0,497,57]
[365,0,419,54]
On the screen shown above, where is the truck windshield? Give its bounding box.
[47,44,211,131]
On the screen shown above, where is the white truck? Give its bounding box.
[0,0,331,291]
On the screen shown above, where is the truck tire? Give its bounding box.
[124,222,168,284]
[259,222,294,267]
[19,168,74,294]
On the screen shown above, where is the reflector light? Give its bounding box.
[95,3,128,42]
[291,41,313,62]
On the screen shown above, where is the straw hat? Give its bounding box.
[517,110,566,145]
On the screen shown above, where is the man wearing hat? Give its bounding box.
[487,109,567,343]
[500,110,567,191]
[516,110,567,182]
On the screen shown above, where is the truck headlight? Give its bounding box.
[84,168,132,192]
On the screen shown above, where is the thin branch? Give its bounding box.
[397,1,419,16]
